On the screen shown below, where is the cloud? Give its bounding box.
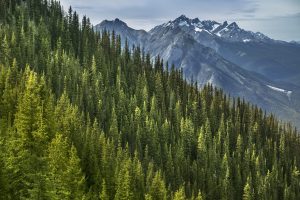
[59,0,300,41]
[73,6,94,10]
[237,12,300,41]
[60,0,259,22]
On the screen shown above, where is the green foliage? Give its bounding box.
[46,134,85,200]
[147,170,167,200]
[243,177,254,200]
[174,186,186,200]
[0,0,299,199]
[100,180,109,200]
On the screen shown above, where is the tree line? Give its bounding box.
[0,0,299,199]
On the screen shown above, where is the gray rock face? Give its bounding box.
[94,16,300,128]
[94,18,148,47]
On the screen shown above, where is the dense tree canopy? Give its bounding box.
[0,0,300,199]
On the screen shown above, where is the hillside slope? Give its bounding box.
[0,1,300,199]
[95,17,300,128]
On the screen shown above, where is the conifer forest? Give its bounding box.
[0,1,299,199]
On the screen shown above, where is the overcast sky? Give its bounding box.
[59,0,300,41]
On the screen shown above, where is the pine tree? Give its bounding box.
[109,104,119,142]
[180,117,195,157]
[243,177,254,200]
[0,1,300,199]
[6,68,50,198]
[146,170,167,200]
[0,35,10,66]
[100,179,109,200]
[114,159,134,200]
[174,186,186,200]
[195,190,204,200]
[46,134,85,200]
[0,135,8,200]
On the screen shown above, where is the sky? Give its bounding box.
[59,0,300,42]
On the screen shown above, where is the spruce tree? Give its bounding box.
[46,134,85,200]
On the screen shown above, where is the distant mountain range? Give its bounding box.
[95,15,300,128]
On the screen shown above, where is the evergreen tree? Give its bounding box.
[174,186,186,200]
[100,179,109,200]
[243,177,254,200]
[115,159,134,200]
[0,1,299,199]
[6,68,50,199]
[147,171,167,200]
[46,134,85,200]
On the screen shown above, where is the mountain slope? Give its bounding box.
[94,18,147,47]
[158,15,300,86]
[1,1,300,199]
[95,17,300,128]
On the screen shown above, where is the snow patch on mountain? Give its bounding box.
[237,51,247,57]
[267,85,292,101]
[234,72,245,85]
[212,24,220,31]
[195,27,202,32]
[243,39,251,43]
[208,73,215,85]
[179,21,189,27]
[155,15,271,43]
[95,16,300,128]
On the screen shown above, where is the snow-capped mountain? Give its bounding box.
[95,16,300,128]
[150,15,300,86]
[154,15,271,43]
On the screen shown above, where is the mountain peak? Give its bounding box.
[175,14,190,22]
[97,18,129,29]
[201,20,221,30]
[113,18,127,26]
[191,17,201,23]
[227,22,239,29]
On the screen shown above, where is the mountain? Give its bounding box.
[95,16,300,128]
[95,18,147,47]
[152,15,300,86]
[153,15,271,43]
[2,1,300,199]
[291,40,300,44]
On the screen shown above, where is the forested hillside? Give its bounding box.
[0,0,300,199]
